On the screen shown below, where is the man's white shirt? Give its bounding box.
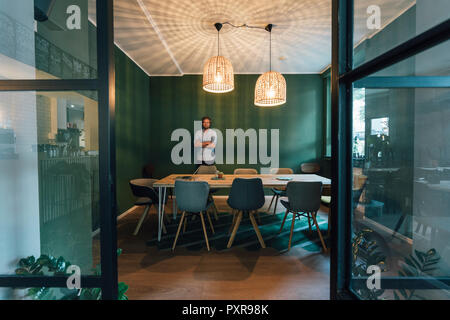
[194,129,217,164]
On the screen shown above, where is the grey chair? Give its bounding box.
[268,168,294,215]
[227,178,266,248]
[129,179,167,236]
[301,162,320,174]
[278,181,327,252]
[196,165,219,220]
[172,180,215,251]
[234,168,258,175]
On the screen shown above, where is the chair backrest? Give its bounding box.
[234,168,258,175]
[196,165,217,174]
[270,168,294,174]
[286,181,323,212]
[227,178,265,210]
[142,163,154,178]
[129,179,159,202]
[301,162,320,174]
[174,180,210,212]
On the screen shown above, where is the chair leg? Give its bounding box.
[307,214,313,234]
[312,212,328,252]
[208,195,219,220]
[206,211,215,234]
[254,210,261,224]
[228,210,237,234]
[249,211,266,248]
[133,205,150,236]
[268,194,276,211]
[227,211,243,248]
[278,209,289,234]
[172,211,186,251]
[212,202,219,220]
[162,218,167,234]
[199,212,210,251]
[163,211,171,224]
[273,195,279,215]
[288,212,296,251]
[183,215,188,233]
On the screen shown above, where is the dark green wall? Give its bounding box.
[149,74,324,178]
[115,48,151,214]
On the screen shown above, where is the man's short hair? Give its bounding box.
[201,116,211,123]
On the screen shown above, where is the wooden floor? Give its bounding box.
[117,196,331,300]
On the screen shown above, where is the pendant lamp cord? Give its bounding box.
[270,30,272,72]
[217,30,220,56]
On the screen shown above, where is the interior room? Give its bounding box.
[0,0,449,302]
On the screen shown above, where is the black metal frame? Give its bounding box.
[0,0,118,300]
[331,0,450,300]
[330,0,354,300]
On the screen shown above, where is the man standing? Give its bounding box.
[194,116,217,166]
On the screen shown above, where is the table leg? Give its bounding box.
[160,187,167,238]
[172,187,177,220]
[158,186,162,241]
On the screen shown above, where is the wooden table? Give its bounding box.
[153,174,331,241]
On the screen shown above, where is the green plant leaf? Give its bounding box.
[15,268,31,275]
[404,257,419,270]
[414,250,425,263]
[399,288,409,299]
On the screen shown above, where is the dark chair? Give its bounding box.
[142,163,155,178]
[268,168,294,215]
[279,181,327,252]
[129,179,167,236]
[172,180,215,251]
[320,184,332,236]
[227,178,266,248]
[196,165,219,220]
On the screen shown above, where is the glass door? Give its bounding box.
[0,0,117,300]
[332,0,450,299]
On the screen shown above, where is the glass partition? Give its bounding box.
[0,0,116,300]
[350,41,450,299]
[353,0,450,67]
[0,0,97,80]
[0,90,100,299]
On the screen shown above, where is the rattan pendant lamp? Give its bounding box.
[202,23,234,93]
[254,24,286,107]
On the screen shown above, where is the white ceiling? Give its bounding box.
[89,0,416,76]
